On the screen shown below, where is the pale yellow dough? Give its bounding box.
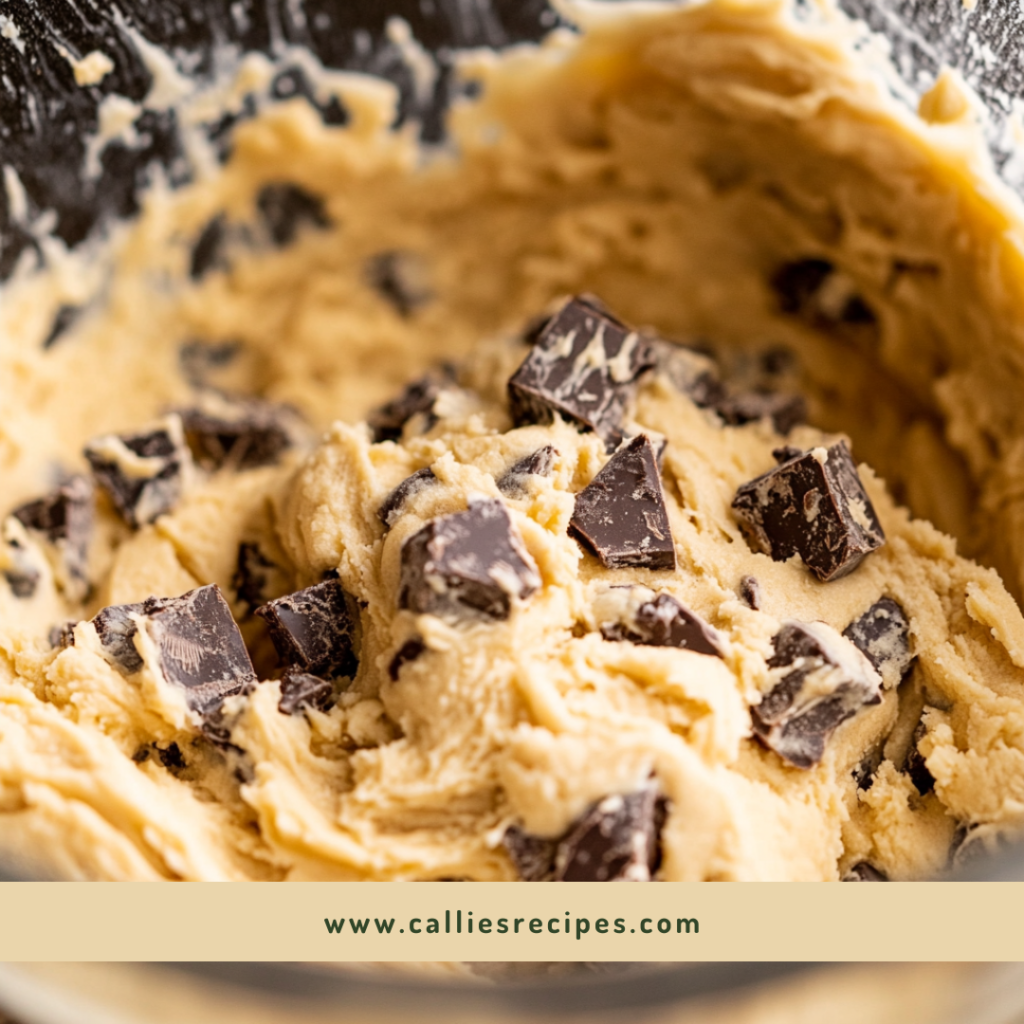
[3,0,1024,880]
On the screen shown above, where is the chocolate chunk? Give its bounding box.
[190,215,228,279]
[398,498,540,621]
[739,575,762,610]
[84,417,190,528]
[378,468,437,530]
[569,435,675,571]
[554,784,663,882]
[1,528,40,599]
[12,475,93,602]
[503,825,557,882]
[905,717,936,796]
[179,340,240,388]
[156,742,186,771]
[599,588,723,658]
[852,746,883,791]
[256,578,359,679]
[772,258,878,332]
[368,367,455,444]
[843,598,912,688]
[42,304,83,350]
[753,621,882,769]
[365,250,432,317]
[178,394,300,471]
[842,862,888,881]
[388,637,426,681]
[648,338,724,408]
[278,672,335,715]
[508,296,655,449]
[256,183,330,247]
[716,392,806,434]
[142,585,257,715]
[232,543,283,616]
[49,620,77,650]
[92,602,146,674]
[732,441,885,582]
[497,446,557,499]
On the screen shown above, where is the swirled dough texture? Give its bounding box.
[3,0,1024,880]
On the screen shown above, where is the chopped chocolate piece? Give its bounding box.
[256,183,331,247]
[132,746,150,763]
[12,475,93,602]
[42,304,83,350]
[179,340,240,388]
[398,498,540,621]
[852,746,883,790]
[232,542,283,615]
[278,672,336,715]
[190,215,228,279]
[554,784,663,882]
[365,250,432,317]
[497,446,557,499]
[772,446,804,464]
[905,718,936,796]
[256,578,359,679]
[156,742,186,771]
[49,620,77,650]
[503,825,557,882]
[842,862,888,881]
[178,394,300,471]
[753,621,882,769]
[141,585,257,715]
[92,602,145,674]
[731,441,885,582]
[599,589,723,658]
[367,367,455,444]
[84,416,190,529]
[772,258,878,332]
[648,338,724,408]
[716,391,806,434]
[772,258,835,316]
[739,575,762,610]
[388,637,426,681]
[843,598,913,688]
[508,296,655,449]
[569,435,675,571]
[378,468,437,530]
[2,548,39,599]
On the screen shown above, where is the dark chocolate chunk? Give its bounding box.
[503,825,557,882]
[554,783,663,882]
[843,598,913,688]
[716,392,806,435]
[772,258,878,332]
[905,717,936,796]
[132,746,150,763]
[92,602,146,674]
[852,746,883,791]
[49,620,77,650]
[388,637,426,681]
[731,441,885,582]
[190,215,228,279]
[142,585,257,715]
[648,338,724,408]
[752,621,882,769]
[398,498,540,621]
[84,417,189,528]
[256,183,330,247]
[367,367,455,444]
[256,578,359,679]
[842,862,888,881]
[569,435,675,571]
[178,394,299,471]
[12,475,93,602]
[600,589,724,658]
[365,250,432,317]
[497,446,557,499]
[739,575,762,610]
[42,304,83,350]
[156,742,186,771]
[278,672,336,715]
[232,543,283,615]
[2,537,40,599]
[508,296,655,449]
[378,467,437,530]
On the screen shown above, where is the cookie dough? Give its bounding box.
[3,0,1024,880]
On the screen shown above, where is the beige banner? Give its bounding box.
[0,882,1022,961]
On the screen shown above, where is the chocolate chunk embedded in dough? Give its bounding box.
[497,446,557,499]
[739,575,762,610]
[842,862,888,881]
[12,475,93,602]
[843,597,913,688]
[42,304,83,350]
[84,417,189,529]
[600,590,723,658]
[232,542,284,615]
[508,296,655,449]
[178,395,300,471]
[569,435,675,571]
[905,717,936,796]
[365,250,432,317]
[367,367,455,444]
[502,825,557,882]
[190,215,229,279]
[256,578,359,680]
[732,441,885,582]
[278,672,336,715]
[92,602,146,674]
[715,391,806,434]
[398,498,540,621]
[378,467,437,530]
[772,258,877,332]
[256,183,331,247]
[753,621,882,769]
[554,784,664,882]
[648,338,723,408]
[388,637,426,680]
[49,620,78,650]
